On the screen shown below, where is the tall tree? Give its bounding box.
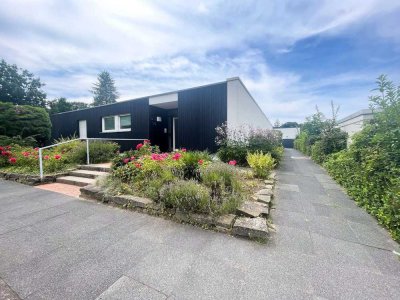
[0,59,47,107]
[280,121,299,128]
[91,71,119,106]
[274,119,281,127]
[48,97,88,114]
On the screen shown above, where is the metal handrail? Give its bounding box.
[38,138,145,180]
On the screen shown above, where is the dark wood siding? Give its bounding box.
[51,98,149,150]
[177,82,227,152]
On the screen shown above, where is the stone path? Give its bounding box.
[0,148,399,299]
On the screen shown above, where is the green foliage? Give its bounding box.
[91,71,119,106]
[0,135,37,147]
[246,151,275,179]
[294,103,347,163]
[200,162,242,200]
[280,122,299,128]
[160,180,210,213]
[0,59,47,107]
[48,97,89,114]
[70,140,119,164]
[181,151,211,180]
[0,101,51,144]
[216,122,283,166]
[324,75,400,241]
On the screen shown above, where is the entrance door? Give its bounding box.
[79,120,87,139]
[173,117,178,150]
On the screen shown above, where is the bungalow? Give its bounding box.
[337,109,374,144]
[51,77,272,152]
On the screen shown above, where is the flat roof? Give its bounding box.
[52,79,228,115]
[337,109,374,124]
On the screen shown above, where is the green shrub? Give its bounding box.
[70,140,119,164]
[323,75,400,242]
[0,135,37,147]
[246,151,275,179]
[217,145,248,166]
[181,151,211,180]
[311,141,325,164]
[201,162,242,199]
[0,101,51,144]
[160,180,211,213]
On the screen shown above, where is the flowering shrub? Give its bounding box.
[105,142,243,215]
[215,122,283,166]
[247,151,275,179]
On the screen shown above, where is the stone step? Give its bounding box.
[69,169,109,179]
[56,176,96,187]
[78,164,111,172]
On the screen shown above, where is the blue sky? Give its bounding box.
[1,0,400,122]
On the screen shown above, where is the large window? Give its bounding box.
[102,114,131,132]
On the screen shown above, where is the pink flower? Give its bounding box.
[9,157,17,164]
[172,153,182,160]
[130,156,135,161]
[136,143,143,150]
[0,146,3,151]
[144,139,150,144]
[34,147,39,151]
[123,158,130,164]
[198,159,203,165]
[228,160,237,166]
[181,148,187,152]
[54,154,61,160]
[44,155,50,160]
[22,151,30,157]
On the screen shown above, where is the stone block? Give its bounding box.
[232,217,269,239]
[189,213,215,226]
[255,194,272,205]
[264,179,274,185]
[237,201,269,218]
[111,195,153,208]
[215,214,236,229]
[256,189,273,196]
[265,184,274,190]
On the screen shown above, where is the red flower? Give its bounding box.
[44,155,50,160]
[9,157,16,164]
[123,158,130,164]
[22,151,30,157]
[135,163,142,168]
[130,156,135,161]
[54,154,61,160]
[0,146,3,151]
[198,159,203,165]
[181,148,187,152]
[34,147,39,151]
[136,143,143,150]
[228,160,237,166]
[6,146,11,150]
[144,139,150,144]
[172,153,182,160]
[1,151,11,157]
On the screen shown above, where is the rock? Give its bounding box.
[232,217,269,239]
[268,172,276,179]
[255,194,271,205]
[256,189,273,196]
[80,184,103,199]
[237,201,269,218]
[112,195,153,208]
[264,179,274,185]
[264,184,273,190]
[215,214,236,229]
[174,211,190,223]
[190,213,215,226]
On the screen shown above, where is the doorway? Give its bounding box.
[173,117,178,150]
[79,120,87,139]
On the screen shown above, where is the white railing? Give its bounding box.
[38,138,145,180]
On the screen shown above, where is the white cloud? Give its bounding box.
[0,0,399,122]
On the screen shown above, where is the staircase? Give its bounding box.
[56,163,111,187]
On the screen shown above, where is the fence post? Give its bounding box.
[39,148,44,180]
[86,139,90,165]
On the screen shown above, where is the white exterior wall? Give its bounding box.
[275,127,299,139]
[337,109,374,144]
[149,93,178,105]
[227,78,272,130]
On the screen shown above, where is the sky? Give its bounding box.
[1,0,400,123]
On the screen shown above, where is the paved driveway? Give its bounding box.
[0,149,399,299]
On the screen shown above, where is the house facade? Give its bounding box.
[51,77,272,152]
[273,127,299,148]
[337,109,374,144]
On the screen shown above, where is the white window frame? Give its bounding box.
[101,114,131,133]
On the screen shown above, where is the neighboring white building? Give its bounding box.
[337,109,374,142]
[273,127,300,148]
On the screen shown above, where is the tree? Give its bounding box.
[0,59,47,107]
[280,122,299,128]
[48,97,89,114]
[0,101,51,144]
[273,119,281,127]
[91,71,119,106]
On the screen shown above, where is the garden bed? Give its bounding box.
[81,140,278,241]
[0,170,70,185]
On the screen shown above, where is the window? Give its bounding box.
[102,114,131,132]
